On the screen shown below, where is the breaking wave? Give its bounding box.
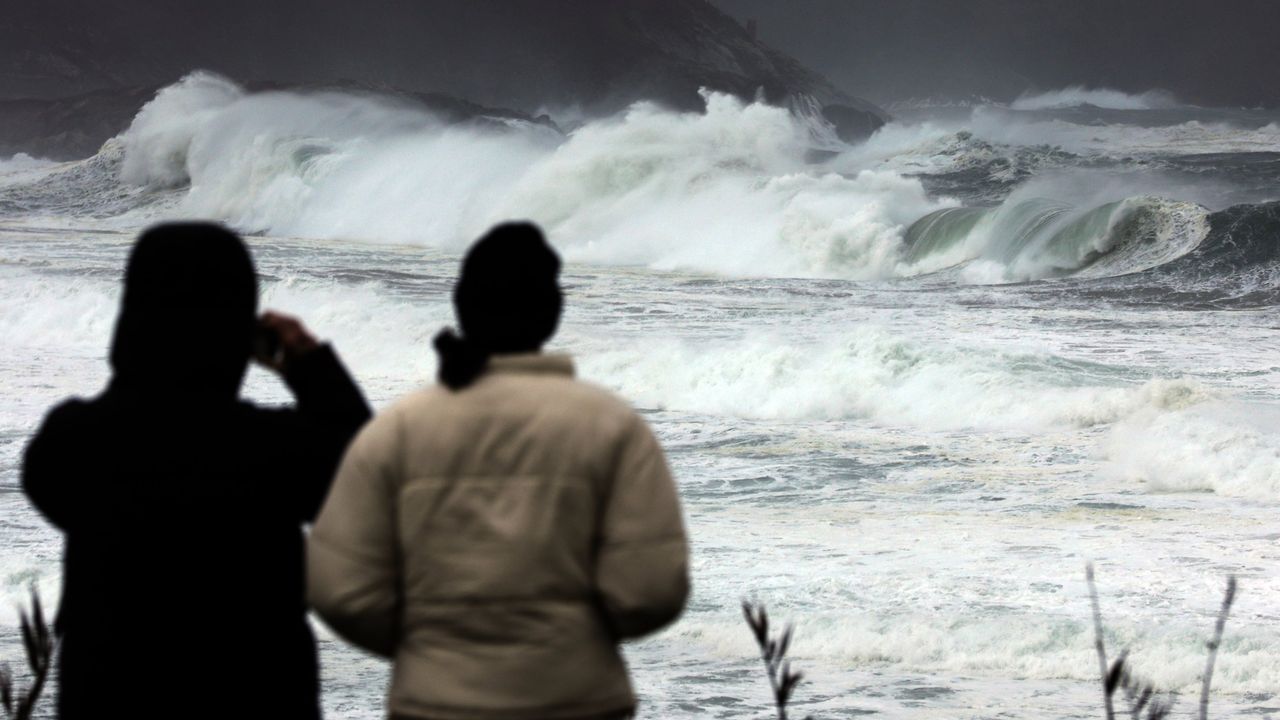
[0,153,54,176]
[1010,86,1180,111]
[902,195,1210,281]
[98,72,942,279]
[583,326,1209,430]
[1136,201,1280,299]
[2,72,1277,291]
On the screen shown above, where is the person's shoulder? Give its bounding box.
[561,377,637,415]
[351,385,445,436]
[44,395,93,416]
[545,377,654,440]
[35,396,99,432]
[382,384,452,416]
[26,396,106,455]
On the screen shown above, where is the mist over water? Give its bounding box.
[3,72,1280,717]
[108,73,944,278]
[1010,86,1181,112]
[41,73,1267,287]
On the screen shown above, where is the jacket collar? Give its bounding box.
[486,352,575,378]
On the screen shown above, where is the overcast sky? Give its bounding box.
[5,1,1279,109]
[711,0,1280,107]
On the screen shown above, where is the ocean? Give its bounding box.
[2,73,1279,718]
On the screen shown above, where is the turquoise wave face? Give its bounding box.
[902,196,1209,282]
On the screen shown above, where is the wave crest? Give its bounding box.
[903,195,1210,282]
[582,327,1209,430]
[1010,86,1180,111]
[121,71,244,187]
[113,74,947,279]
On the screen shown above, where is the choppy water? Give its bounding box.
[2,76,1280,718]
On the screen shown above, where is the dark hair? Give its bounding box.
[435,222,562,390]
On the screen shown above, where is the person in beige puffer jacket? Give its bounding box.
[308,222,689,720]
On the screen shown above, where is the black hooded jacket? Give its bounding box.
[22,224,371,719]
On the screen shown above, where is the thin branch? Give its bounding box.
[743,601,810,720]
[1087,563,1115,720]
[3,587,55,720]
[1199,575,1237,720]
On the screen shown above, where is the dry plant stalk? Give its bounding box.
[1104,650,1174,720]
[1087,563,1115,720]
[1087,565,1237,720]
[742,602,811,720]
[1199,576,1237,720]
[1090,565,1174,720]
[0,588,55,720]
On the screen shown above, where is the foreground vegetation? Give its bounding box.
[0,589,53,720]
[745,566,1239,720]
[1,566,1241,719]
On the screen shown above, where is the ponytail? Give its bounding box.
[438,221,561,390]
[433,328,489,390]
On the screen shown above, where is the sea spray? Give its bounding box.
[4,73,1267,287]
[1011,86,1180,111]
[580,327,1209,429]
[1107,401,1280,500]
[120,71,246,187]
[116,78,945,278]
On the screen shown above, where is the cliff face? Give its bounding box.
[584,1,867,111]
[0,87,159,160]
[0,1,862,110]
[0,0,887,158]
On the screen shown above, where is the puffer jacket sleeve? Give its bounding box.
[307,411,401,658]
[595,411,689,640]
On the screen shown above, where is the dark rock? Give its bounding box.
[0,2,747,111]
[821,103,888,142]
[0,1,887,135]
[0,87,159,160]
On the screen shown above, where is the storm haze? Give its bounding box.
[3,0,897,158]
[8,0,1279,110]
[1,0,851,110]
[713,0,1280,107]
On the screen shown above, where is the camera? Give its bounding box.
[253,323,282,365]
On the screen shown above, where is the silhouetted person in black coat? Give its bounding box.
[22,223,371,719]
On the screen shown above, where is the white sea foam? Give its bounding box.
[0,257,1212,440]
[5,223,1279,717]
[113,73,951,279]
[581,327,1209,431]
[10,72,1264,286]
[0,269,117,353]
[121,71,246,187]
[0,153,58,190]
[970,110,1280,156]
[671,606,1279,694]
[1011,86,1180,111]
[111,75,1241,285]
[0,153,55,175]
[1107,401,1280,501]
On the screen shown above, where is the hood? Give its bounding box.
[109,223,258,400]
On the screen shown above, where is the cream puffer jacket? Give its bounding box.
[308,353,689,720]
